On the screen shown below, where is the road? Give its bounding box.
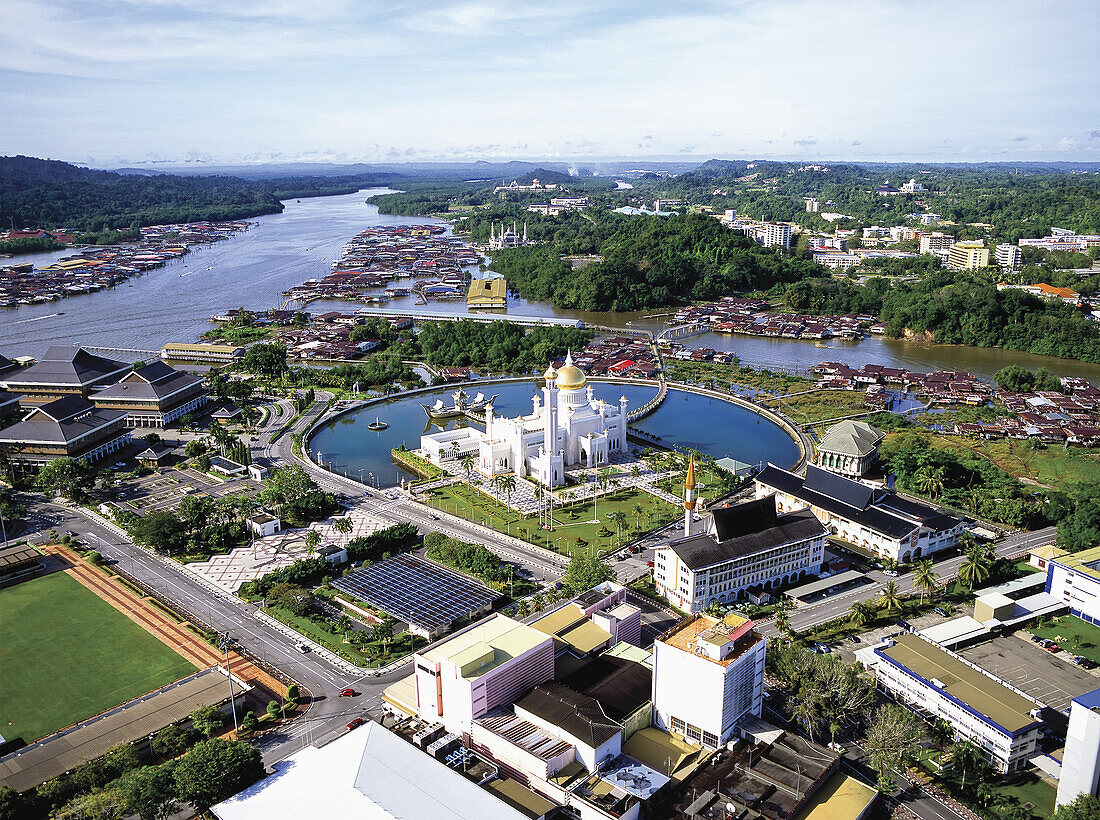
[760,526,1058,637]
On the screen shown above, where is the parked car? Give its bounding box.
[296,643,311,653]
[1046,644,1060,653]
[339,688,355,697]
[1029,634,1043,643]
[884,569,898,577]
[646,560,654,567]
[346,718,366,731]
[1080,659,1098,669]
[895,620,912,631]
[813,643,831,654]
[934,607,950,617]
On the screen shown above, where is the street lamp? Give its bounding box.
[218,633,240,735]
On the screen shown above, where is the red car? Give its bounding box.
[646,560,654,568]
[1047,644,1060,653]
[339,688,355,697]
[347,718,366,731]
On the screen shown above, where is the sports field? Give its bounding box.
[0,572,197,743]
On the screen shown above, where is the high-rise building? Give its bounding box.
[651,613,765,747]
[1056,687,1100,808]
[761,223,792,248]
[995,243,1022,269]
[947,241,990,271]
[918,232,955,254]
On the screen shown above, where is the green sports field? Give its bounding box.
[0,572,197,743]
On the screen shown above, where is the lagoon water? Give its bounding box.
[5,189,1100,383]
[309,380,801,488]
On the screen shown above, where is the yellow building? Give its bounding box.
[467,277,508,308]
[947,241,990,270]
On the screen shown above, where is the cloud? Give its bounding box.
[793,138,817,146]
[851,140,862,146]
[1091,130,1100,139]
[1012,135,1028,141]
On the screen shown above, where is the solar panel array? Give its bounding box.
[332,554,499,632]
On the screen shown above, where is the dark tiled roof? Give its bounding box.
[92,362,203,402]
[2,346,129,388]
[516,683,620,747]
[0,398,126,446]
[756,464,959,540]
[560,656,651,723]
[667,503,826,571]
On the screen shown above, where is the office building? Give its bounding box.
[947,241,990,271]
[815,419,884,478]
[412,614,555,735]
[161,343,244,364]
[90,360,208,427]
[857,633,1044,773]
[761,223,792,248]
[1056,687,1100,809]
[654,494,826,612]
[813,252,861,270]
[1045,545,1100,624]
[995,243,1022,269]
[651,613,765,747]
[0,396,130,466]
[755,464,964,563]
[467,278,508,309]
[918,232,955,254]
[1,345,130,405]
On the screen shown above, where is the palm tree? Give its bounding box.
[607,511,625,543]
[632,503,644,530]
[450,441,460,460]
[332,516,353,547]
[950,740,986,789]
[914,466,945,500]
[878,581,903,616]
[630,465,641,480]
[958,543,992,589]
[460,455,475,481]
[500,474,517,505]
[849,599,876,627]
[913,560,939,604]
[773,599,794,644]
[304,530,320,555]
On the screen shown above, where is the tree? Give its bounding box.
[172,738,265,810]
[114,765,179,820]
[562,553,613,593]
[304,529,320,554]
[499,474,517,504]
[151,724,192,758]
[913,560,940,604]
[239,711,259,734]
[129,510,188,555]
[266,700,281,720]
[950,739,988,789]
[332,516,353,546]
[865,704,922,778]
[1053,794,1100,820]
[848,599,875,627]
[460,454,476,480]
[36,458,97,501]
[189,705,223,738]
[773,598,794,643]
[369,617,395,646]
[54,788,127,820]
[958,542,993,589]
[877,581,903,615]
[242,342,287,377]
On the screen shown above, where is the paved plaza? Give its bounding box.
[187,509,387,592]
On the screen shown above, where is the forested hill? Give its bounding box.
[0,156,400,232]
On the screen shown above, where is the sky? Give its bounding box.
[1,0,1098,167]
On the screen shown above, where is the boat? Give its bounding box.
[422,388,499,420]
[367,418,388,431]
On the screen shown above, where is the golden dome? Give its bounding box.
[555,364,587,390]
[543,365,558,381]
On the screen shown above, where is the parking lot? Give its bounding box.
[959,634,1100,714]
[111,468,263,515]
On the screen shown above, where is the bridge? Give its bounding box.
[656,321,709,341]
[84,347,161,360]
[627,378,667,421]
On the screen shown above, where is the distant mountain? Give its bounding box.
[0,155,120,191]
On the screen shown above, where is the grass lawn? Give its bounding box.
[1030,614,1100,663]
[423,482,677,558]
[987,774,1055,820]
[924,434,1100,490]
[760,390,868,425]
[263,605,425,668]
[665,359,814,395]
[0,572,198,743]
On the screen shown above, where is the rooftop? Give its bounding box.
[420,614,549,678]
[559,654,652,723]
[516,683,621,747]
[1052,545,1100,581]
[878,633,1042,734]
[817,419,884,457]
[659,613,759,667]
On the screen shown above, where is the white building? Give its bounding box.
[857,633,1045,773]
[1044,545,1100,625]
[995,243,1022,269]
[652,613,765,748]
[411,614,555,735]
[212,720,534,820]
[919,232,955,254]
[653,492,826,613]
[813,252,861,270]
[761,223,792,248]
[900,178,926,193]
[1056,687,1100,809]
[420,355,628,488]
[815,419,884,478]
[247,513,281,538]
[755,464,964,563]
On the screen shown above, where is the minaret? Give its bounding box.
[683,456,697,537]
[522,222,528,243]
[542,364,558,457]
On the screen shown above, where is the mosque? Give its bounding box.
[419,354,629,488]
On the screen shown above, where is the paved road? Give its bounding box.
[760,526,1058,637]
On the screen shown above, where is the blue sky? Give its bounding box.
[1,0,1097,166]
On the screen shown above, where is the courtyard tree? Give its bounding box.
[332,516,353,546]
[188,706,223,738]
[304,530,320,554]
[172,738,265,810]
[242,342,287,377]
[864,704,922,780]
[562,553,613,594]
[460,454,475,480]
[1053,794,1100,820]
[130,511,188,555]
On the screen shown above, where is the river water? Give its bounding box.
[5,189,1100,383]
[310,380,800,488]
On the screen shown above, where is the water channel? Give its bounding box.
[5,189,1100,384]
[309,380,801,488]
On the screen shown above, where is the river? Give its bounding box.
[5,189,1100,383]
